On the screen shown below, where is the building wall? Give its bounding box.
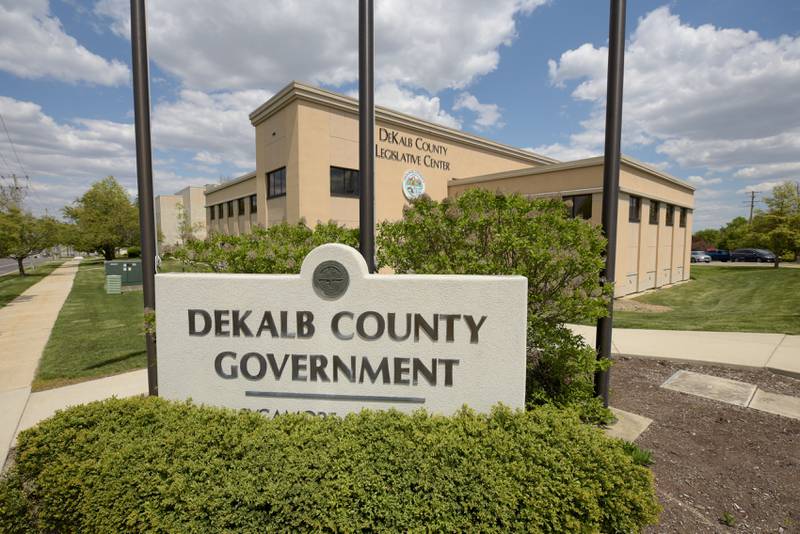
[155,195,180,247]
[206,174,258,236]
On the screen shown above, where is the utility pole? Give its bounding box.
[130,0,158,396]
[594,0,626,408]
[747,191,757,223]
[358,0,376,273]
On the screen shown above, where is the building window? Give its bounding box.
[250,194,257,213]
[226,200,234,218]
[629,195,641,223]
[330,166,360,197]
[268,167,287,198]
[680,207,687,228]
[237,197,245,216]
[209,206,215,220]
[649,200,659,225]
[563,194,592,220]
[666,204,674,226]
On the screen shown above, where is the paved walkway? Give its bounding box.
[0,259,80,468]
[568,324,800,377]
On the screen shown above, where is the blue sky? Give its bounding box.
[1,0,799,229]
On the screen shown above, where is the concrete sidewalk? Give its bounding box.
[0,259,80,468]
[569,324,800,377]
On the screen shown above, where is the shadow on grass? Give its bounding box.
[83,349,146,371]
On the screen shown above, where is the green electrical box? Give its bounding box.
[104,259,143,286]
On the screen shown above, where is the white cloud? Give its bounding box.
[453,93,504,130]
[374,84,460,129]
[545,6,800,186]
[687,175,722,186]
[0,0,128,85]
[94,0,545,94]
[737,181,784,194]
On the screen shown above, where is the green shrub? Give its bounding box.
[0,397,659,533]
[126,245,141,258]
[172,221,358,273]
[377,190,612,420]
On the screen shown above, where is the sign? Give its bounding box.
[375,127,451,170]
[156,244,527,417]
[402,170,426,200]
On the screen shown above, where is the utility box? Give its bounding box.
[105,275,122,294]
[104,259,143,286]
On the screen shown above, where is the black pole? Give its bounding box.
[594,0,626,407]
[130,0,158,396]
[358,0,376,273]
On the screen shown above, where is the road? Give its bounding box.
[0,256,47,277]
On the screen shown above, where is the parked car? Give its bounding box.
[691,250,711,263]
[730,248,776,263]
[706,249,730,262]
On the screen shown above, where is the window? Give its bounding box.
[649,200,659,225]
[330,166,360,197]
[237,197,245,216]
[217,204,224,219]
[250,194,257,213]
[680,207,687,228]
[665,204,674,226]
[209,206,215,220]
[226,200,234,218]
[563,194,592,220]
[268,167,287,198]
[629,195,641,222]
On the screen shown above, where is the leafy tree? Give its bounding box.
[63,177,139,260]
[717,216,750,251]
[377,190,612,422]
[692,228,720,250]
[746,212,800,267]
[763,181,800,216]
[0,207,61,275]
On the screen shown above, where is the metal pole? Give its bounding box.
[358,0,376,273]
[130,0,158,396]
[594,0,626,407]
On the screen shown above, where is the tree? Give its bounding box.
[692,228,720,250]
[176,202,203,245]
[63,177,139,260]
[0,207,61,275]
[746,213,800,267]
[763,181,800,216]
[717,216,750,251]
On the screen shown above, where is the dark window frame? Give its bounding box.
[250,194,258,214]
[665,204,675,226]
[629,195,641,223]
[209,205,215,220]
[330,166,360,198]
[649,200,659,225]
[237,197,245,216]
[267,167,287,199]
[226,200,234,218]
[563,194,592,220]
[680,207,687,228]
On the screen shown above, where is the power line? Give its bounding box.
[0,111,30,179]
[741,191,762,223]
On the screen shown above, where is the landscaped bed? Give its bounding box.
[32,258,146,391]
[0,398,659,532]
[0,261,63,309]
[612,266,800,334]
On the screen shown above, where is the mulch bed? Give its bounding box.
[610,357,800,533]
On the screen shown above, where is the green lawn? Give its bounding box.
[613,266,800,334]
[33,259,146,391]
[0,261,64,309]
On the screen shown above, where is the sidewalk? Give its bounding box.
[0,259,80,467]
[569,324,800,377]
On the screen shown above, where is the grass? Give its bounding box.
[33,258,146,391]
[613,266,800,334]
[0,261,64,309]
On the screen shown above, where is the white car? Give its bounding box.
[690,250,711,263]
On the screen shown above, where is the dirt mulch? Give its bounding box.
[614,299,673,313]
[611,357,800,532]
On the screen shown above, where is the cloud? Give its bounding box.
[374,84,460,129]
[545,6,800,186]
[737,181,784,194]
[0,1,128,85]
[94,0,545,94]
[687,175,722,186]
[453,93,504,130]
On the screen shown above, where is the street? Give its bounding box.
[0,256,45,277]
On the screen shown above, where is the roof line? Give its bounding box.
[204,171,256,195]
[249,81,558,166]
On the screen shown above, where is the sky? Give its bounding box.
[0,0,799,230]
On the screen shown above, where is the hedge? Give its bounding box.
[0,398,659,533]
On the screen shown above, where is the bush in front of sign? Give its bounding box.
[0,397,659,532]
[172,221,358,273]
[377,190,612,421]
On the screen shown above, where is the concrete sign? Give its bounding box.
[155,244,527,417]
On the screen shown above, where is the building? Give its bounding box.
[155,186,208,248]
[205,81,694,296]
